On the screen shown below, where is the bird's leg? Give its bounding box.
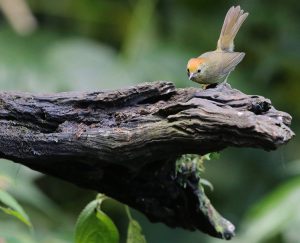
[202,84,209,90]
[203,83,221,89]
[222,72,231,84]
[215,73,231,89]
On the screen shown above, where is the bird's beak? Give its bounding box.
[189,73,194,80]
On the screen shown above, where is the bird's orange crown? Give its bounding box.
[187,58,206,73]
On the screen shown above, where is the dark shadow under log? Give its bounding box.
[0,81,294,239]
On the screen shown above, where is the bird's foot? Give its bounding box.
[200,83,218,90]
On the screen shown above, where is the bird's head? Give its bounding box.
[186,58,207,81]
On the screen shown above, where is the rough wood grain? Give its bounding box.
[0,81,294,239]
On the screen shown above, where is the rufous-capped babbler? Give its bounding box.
[187,6,248,87]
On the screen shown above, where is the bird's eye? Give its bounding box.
[187,68,190,75]
[197,69,201,73]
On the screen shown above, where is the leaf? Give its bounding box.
[74,197,119,243]
[0,189,32,227]
[127,219,147,243]
[203,152,220,161]
[125,206,147,243]
[0,174,11,190]
[209,152,220,160]
[200,178,214,191]
[232,176,300,243]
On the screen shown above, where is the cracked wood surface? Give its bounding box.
[0,81,294,239]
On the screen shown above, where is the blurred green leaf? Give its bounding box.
[286,159,300,176]
[0,174,12,190]
[0,160,64,222]
[231,176,300,243]
[0,189,32,227]
[0,222,36,243]
[74,196,119,243]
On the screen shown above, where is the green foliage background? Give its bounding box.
[0,0,299,242]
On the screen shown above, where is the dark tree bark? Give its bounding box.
[0,81,294,239]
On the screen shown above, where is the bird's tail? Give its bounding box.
[217,6,248,52]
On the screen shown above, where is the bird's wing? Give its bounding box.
[199,51,245,80]
[219,52,245,74]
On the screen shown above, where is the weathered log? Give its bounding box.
[0,81,294,239]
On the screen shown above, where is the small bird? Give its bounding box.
[187,6,248,87]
